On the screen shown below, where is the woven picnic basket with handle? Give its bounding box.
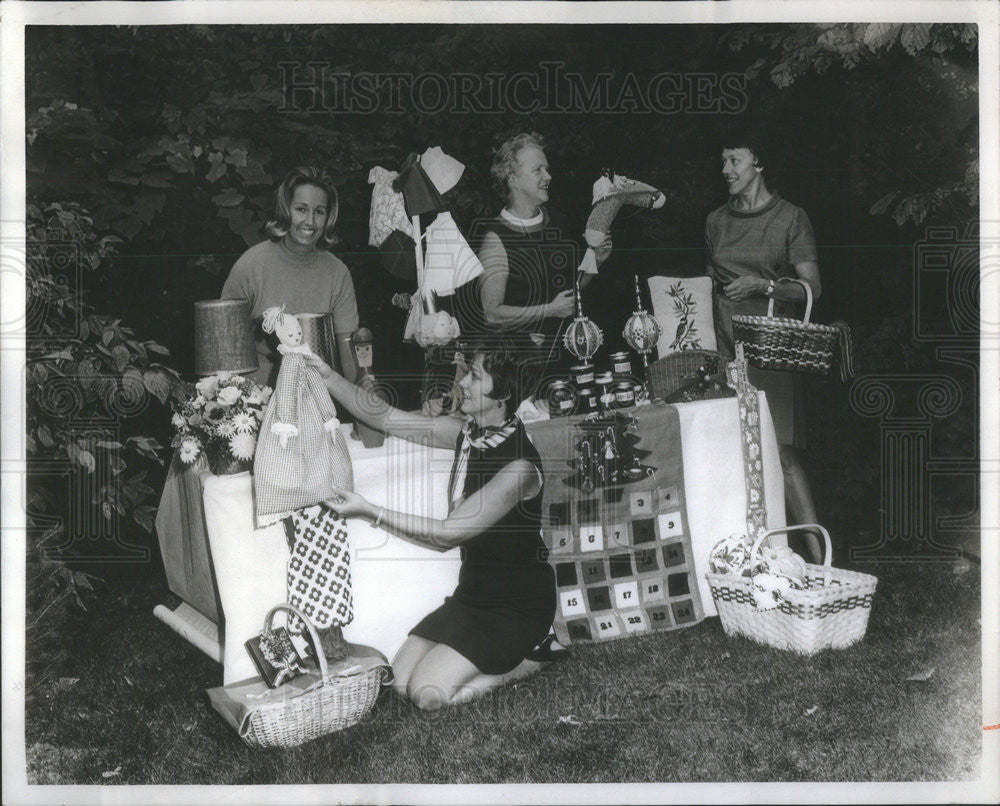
[705,524,878,655]
[209,603,389,748]
[732,278,854,381]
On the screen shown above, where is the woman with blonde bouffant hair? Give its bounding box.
[222,166,361,388]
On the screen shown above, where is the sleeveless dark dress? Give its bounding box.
[472,207,580,374]
[409,420,556,675]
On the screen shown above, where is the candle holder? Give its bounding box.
[563,273,604,361]
[622,275,661,401]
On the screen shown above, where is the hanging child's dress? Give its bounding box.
[253,307,355,646]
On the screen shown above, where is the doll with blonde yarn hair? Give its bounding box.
[254,305,355,661]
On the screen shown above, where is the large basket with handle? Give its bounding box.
[732,278,853,380]
[705,524,878,655]
[208,603,389,748]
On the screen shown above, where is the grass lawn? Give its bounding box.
[24,551,981,785]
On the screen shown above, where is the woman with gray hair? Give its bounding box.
[475,132,610,372]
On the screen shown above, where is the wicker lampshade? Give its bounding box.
[193,299,259,376]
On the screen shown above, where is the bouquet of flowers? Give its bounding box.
[170,371,272,474]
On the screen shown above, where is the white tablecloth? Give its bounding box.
[203,429,460,684]
[203,395,784,684]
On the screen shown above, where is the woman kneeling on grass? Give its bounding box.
[307,340,555,710]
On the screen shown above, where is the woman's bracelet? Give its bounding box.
[373,506,385,529]
[764,279,775,297]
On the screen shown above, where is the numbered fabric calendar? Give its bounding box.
[526,404,705,645]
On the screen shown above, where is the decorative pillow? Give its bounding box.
[201,471,290,685]
[647,276,716,355]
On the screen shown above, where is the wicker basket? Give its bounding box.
[731,278,841,377]
[241,604,387,748]
[646,349,733,404]
[705,524,877,655]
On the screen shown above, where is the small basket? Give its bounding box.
[646,349,733,404]
[705,524,878,655]
[241,604,387,748]
[732,278,848,378]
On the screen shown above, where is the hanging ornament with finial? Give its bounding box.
[563,272,604,361]
[622,274,661,399]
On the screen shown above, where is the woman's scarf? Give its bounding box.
[447,416,519,510]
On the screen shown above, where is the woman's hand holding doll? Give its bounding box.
[305,353,337,380]
[323,488,377,522]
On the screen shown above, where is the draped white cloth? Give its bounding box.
[202,396,784,684]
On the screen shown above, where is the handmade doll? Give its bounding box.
[253,306,355,661]
[584,170,666,247]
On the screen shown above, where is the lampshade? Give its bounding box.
[193,299,258,376]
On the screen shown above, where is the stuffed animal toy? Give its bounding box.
[253,305,355,662]
[583,170,666,249]
[403,290,462,347]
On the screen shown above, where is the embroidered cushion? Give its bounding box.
[647,275,717,355]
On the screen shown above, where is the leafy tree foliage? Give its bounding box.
[25,201,183,672]
[724,23,978,226]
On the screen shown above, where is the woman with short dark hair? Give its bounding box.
[222,166,360,388]
[307,339,555,710]
[705,133,823,563]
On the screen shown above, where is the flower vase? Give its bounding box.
[206,447,251,476]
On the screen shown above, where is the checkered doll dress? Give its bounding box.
[253,346,355,630]
[254,348,354,525]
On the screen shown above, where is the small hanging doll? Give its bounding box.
[253,306,355,661]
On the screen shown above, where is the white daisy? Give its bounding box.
[179,438,200,464]
[229,432,256,461]
[216,419,237,438]
[232,411,256,433]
